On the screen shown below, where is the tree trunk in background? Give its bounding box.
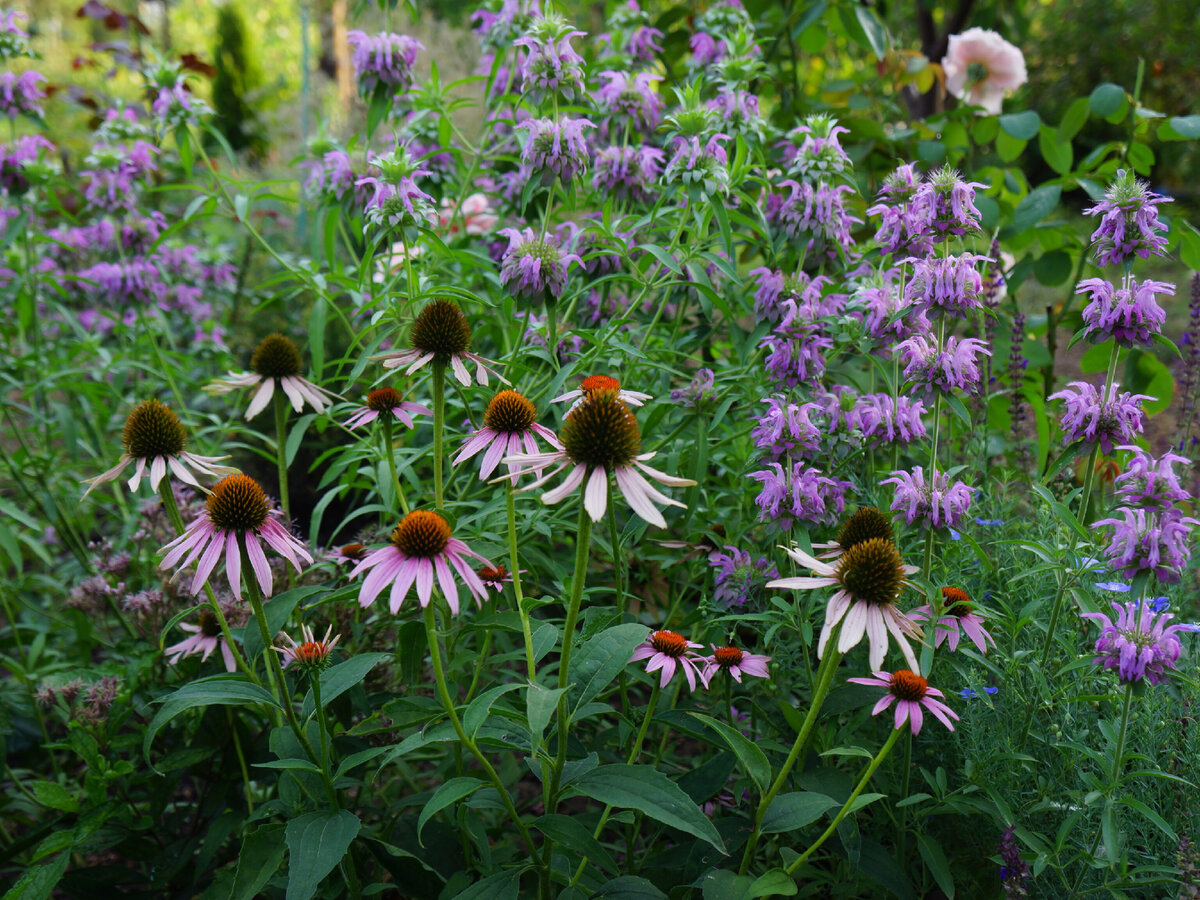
[333,0,353,134]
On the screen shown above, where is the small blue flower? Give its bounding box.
[974,517,1004,526]
[949,528,962,541]
[1095,581,1131,592]
[1149,596,1170,613]
[959,686,998,699]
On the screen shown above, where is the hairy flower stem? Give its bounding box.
[1068,682,1134,898]
[273,390,292,526]
[739,643,844,874]
[158,481,254,681]
[380,417,410,519]
[548,503,594,810]
[545,298,558,366]
[309,674,337,810]
[432,362,446,511]
[923,319,947,581]
[504,485,537,680]
[785,727,904,875]
[422,604,537,857]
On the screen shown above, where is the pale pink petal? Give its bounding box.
[245,532,273,597]
[838,601,868,656]
[167,455,203,489]
[359,551,405,608]
[225,530,242,599]
[908,702,924,735]
[149,455,168,491]
[125,457,147,493]
[613,466,666,528]
[220,640,237,673]
[583,466,609,522]
[415,557,434,606]
[433,555,460,614]
[924,698,958,731]
[541,464,588,505]
[388,558,420,614]
[894,700,910,732]
[631,458,696,488]
[872,695,896,716]
[190,529,228,596]
[449,354,471,386]
[279,376,306,413]
[245,378,275,419]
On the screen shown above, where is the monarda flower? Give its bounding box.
[1081,598,1195,685]
[206,333,338,418]
[1095,506,1198,585]
[748,269,834,326]
[905,254,991,318]
[857,273,931,343]
[497,227,581,305]
[0,9,30,59]
[767,179,859,252]
[342,387,431,430]
[749,462,853,529]
[502,389,696,528]
[0,70,44,119]
[357,147,436,231]
[1112,446,1191,510]
[709,546,778,610]
[519,116,594,186]
[597,0,662,63]
[941,28,1028,116]
[670,368,715,408]
[782,115,852,183]
[1077,276,1172,348]
[346,30,423,96]
[375,298,507,387]
[592,145,663,203]
[847,669,960,734]
[1084,169,1171,267]
[868,163,933,258]
[702,645,771,684]
[629,629,709,690]
[596,70,663,134]
[662,134,730,199]
[896,334,991,396]
[1049,381,1150,453]
[909,587,995,653]
[351,510,495,615]
[768,538,923,671]
[82,399,238,498]
[913,166,986,239]
[453,389,560,481]
[848,394,928,447]
[514,15,585,99]
[883,466,975,530]
[708,87,764,140]
[752,395,824,460]
[159,475,312,599]
[275,624,341,672]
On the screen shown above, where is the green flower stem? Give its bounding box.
[432,362,446,511]
[922,319,947,582]
[380,416,410,518]
[608,483,625,616]
[159,481,255,681]
[548,502,594,810]
[784,727,904,876]
[739,643,844,875]
[422,604,537,857]
[228,708,254,815]
[309,673,336,809]
[545,298,558,366]
[506,483,537,680]
[568,682,662,888]
[1068,682,1135,898]
[273,389,292,525]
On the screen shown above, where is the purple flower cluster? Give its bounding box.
[868,163,934,258]
[1049,381,1150,453]
[748,268,833,326]
[1084,170,1171,267]
[782,116,852,182]
[303,147,362,204]
[997,826,1031,897]
[1077,276,1172,348]
[498,226,581,305]
[347,30,423,96]
[0,8,30,59]
[596,70,663,134]
[357,148,435,230]
[857,273,931,343]
[597,0,663,64]
[709,88,763,139]
[0,69,44,119]
[0,134,54,195]
[752,396,824,460]
[670,368,715,408]
[883,466,975,530]
[520,116,594,185]
[905,253,990,318]
[767,179,859,253]
[913,166,985,240]
[750,462,853,529]
[1113,446,1191,510]
[848,394,928,446]
[592,145,662,203]
[1081,599,1195,684]
[662,134,730,198]
[896,334,991,395]
[515,17,585,99]
[709,546,779,611]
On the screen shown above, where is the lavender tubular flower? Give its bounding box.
[1077,276,1172,348]
[520,116,593,185]
[752,395,824,460]
[913,166,985,240]
[498,226,581,305]
[848,394,928,446]
[592,145,662,203]
[663,134,730,198]
[896,334,991,395]
[709,546,778,611]
[905,254,990,318]
[749,462,853,529]
[1112,445,1191,509]
[670,368,715,408]
[1081,598,1195,684]
[596,70,663,134]
[857,274,931,343]
[883,466,975,529]
[748,268,833,326]
[768,179,859,252]
[1095,506,1198,584]
[868,163,933,258]
[1084,169,1171,267]
[347,30,423,96]
[1049,381,1150,453]
[782,115,852,182]
[0,70,44,119]
[515,16,585,99]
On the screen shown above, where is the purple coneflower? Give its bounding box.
[275,624,341,672]
[909,587,995,653]
[768,538,923,671]
[453,389,560,481]
[883,466,975,530]
[164,608,240,673]
[82,399,238,498]
[206,334,338,418]
[629,629,709,690]
[1077,276,1172,348]
[498,226,581,305]
[551,374,651,410]
[847,669,960,734]
[503,389,695,528]
[159,474,312,599]
[1081,598,1195,684]
[374,299,507,387]
[342,386,431,430]
[1049,381,1150,453]
[351,510,494,615]
[702,645,771,684]
[1084,170,1171,267]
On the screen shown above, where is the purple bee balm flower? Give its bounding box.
[357,147,436,230]
[708,87,763,138]
[913,166,986,240]
[709,546,778,611]
[909,587,995,653]
[748,268,834,326]
[848,670,959,734]
[0,70,44,119]
[749,462,853,529]
[1112,445,1191,509]
[868,163,934,258]
[689,32,726,67]
[761,326,832,387]
[0,134,54,194]
[848,394,928,446]
[592,145,663,203]
[670,368,716,408]
[1084,169,1171,267]
[883,466,975,530]
[781,115,852,180]
[663,134,730,197]
[905,253,991,318]
[767,179,859,252]
[498,226,581,305]
[303,148,360,203]
[702,645,771,684]
[896,334,991,395]
[351,510,495,616]
[752,395,824,460]
[1077,276,1172,348]
[1095,506,1198,584]
[515,18,585,98]
[1081,598,1195,684]
[519,116,594,185]
[596,70,663,134]
[857,272,931,343]
[0,8,30,59]
[347,30,423,95]
[1049,381,1150,453]
[630,629,710,690]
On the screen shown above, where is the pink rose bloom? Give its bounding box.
[941,28,1027,115]
[439,193,498,236]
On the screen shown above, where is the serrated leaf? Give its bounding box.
[28,781,78,813]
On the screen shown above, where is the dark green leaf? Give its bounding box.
[594,876,668,899]
[853,5,888,59]
[995,130,1026,163]
[1089,83,1126,117]
[1010,185,1061,233]
[314,652,389,712]
[284,810,360,900]
[144,677,282,769]
[1038,127,1073,175]
[760,791,838,834]
[999,111,1041,140]
[28,781,77,813]
[917,834,954,898]
[231,824,287,900]
[690,712,771,793]
[526,683,566,748]
[417,777,486,844]
[1059,97,1089,142]
[453,869,524,900]
[567,622,648,712]
[0,851,68,900]
[463,683,523,738]
[533,814,619,874]
[1033,250,1072,287]
[242,586,326,658]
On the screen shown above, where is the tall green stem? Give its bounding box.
[431,363,446,511]
[310,675,337,810]
[785,727,904,875]
[545,299,558,366]
[506,484,537,680]
[273,390,292,525]
[380,416,410,518]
